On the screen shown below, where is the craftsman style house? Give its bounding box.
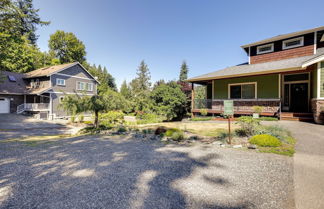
[0,62,98,119]
[187,26,324,123]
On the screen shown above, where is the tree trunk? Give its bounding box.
[94,111,99,128]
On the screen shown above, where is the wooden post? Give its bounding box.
[228,116,232,144]
[191,83,195,118]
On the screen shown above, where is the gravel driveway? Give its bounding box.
[0,135,294,209]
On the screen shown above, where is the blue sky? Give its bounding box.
[34,0,324,88]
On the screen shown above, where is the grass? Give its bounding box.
[258,144,295,156]
[189,117,213,121]
[1,134,72,146]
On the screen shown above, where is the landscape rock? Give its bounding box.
[233,145,243,148]
[248,144,257,149]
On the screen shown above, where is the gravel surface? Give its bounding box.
[0,135,294,209]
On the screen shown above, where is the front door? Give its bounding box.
[290,83,308,112]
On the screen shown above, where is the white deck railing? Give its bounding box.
[17,103,50,114]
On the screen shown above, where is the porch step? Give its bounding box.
[280,112,314,122]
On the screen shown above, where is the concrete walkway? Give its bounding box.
[279,121,324,209]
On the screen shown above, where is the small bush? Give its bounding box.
[117,126,127,133]
[235,128,249,137]
[70,115,76,123]
[136,113,164,124]
[252,106,263,114]
[165,128,181,137]
[259,117,278,121]
[237,116,261,136]
[249,134,282,147]
[200,109,208,116]
[171,131,184,141]
[256,125,295,144]
[155,126,167,135]
[78,114,84,123]
[142,129,153,134]
[216,129,229,140]
[100,111,125,125]
[79,125,112,134]
[83,120,93,125]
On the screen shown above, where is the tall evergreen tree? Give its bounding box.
[179,61,188,81]
[120,80,131,98]
[16,0,50,44]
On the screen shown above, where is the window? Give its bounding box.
[77,81,85,90]
[282,37,304,50]
[35,79,40,88]
[56,78,66,86]
[257,43,274,54]
[229,83,256,99]
[86,83,93,91]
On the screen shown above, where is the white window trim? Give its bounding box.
[282,37,304,50]
[228,82,257,99]
[76,81,86,90]
[56,78,66,86]
[256,43,274,55]
[86,83,93,91]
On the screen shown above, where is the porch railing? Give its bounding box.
[17,103,50,114]
[193,99,281,114]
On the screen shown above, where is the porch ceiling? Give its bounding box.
[187,48,324,82]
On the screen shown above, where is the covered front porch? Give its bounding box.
[17,94,50,115]
[189,67,318,119]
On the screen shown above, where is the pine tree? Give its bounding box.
[120,80,131,98]
[179,61,188,81]
[133,60,151,92]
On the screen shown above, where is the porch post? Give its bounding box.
[191,83,195,118]
[24,94,26,109]
[49,93,53,120]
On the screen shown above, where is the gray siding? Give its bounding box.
[321,62,324,98]
[50,64,97,95]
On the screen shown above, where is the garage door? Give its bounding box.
[0,98,10,113]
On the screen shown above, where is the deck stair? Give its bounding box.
[280,112,314,122]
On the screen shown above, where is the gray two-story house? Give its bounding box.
[0,62,99,119]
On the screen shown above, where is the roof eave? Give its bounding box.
[186,67,303,82]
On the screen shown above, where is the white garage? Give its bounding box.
[0,97,10,113]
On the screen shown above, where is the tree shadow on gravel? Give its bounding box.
[0,135,253,209]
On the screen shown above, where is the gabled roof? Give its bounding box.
[186,48,324,82]
[241,26,324,48]
[24,62,76,78]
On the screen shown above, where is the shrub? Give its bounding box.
[235,128,249,137]
[255,125,295,144]
[236,116,261,136]
[216,129,229,140]
[171,131,184,141]
[142,129,153,134]
[200,109,208,116]
[249,134,282,147]
[100,111,125,125]
[252,106,263,114]
[136,113,164,124]
[78,114,84,123]
[165,128,181,137]
[83,120,93,125]
[117,126,127,133]
[155,126,167,135]
[70,115,76,123]
[79,125,112,134]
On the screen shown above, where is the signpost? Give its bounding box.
[223,100,234,144]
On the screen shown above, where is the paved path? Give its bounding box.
[279,121,324,209]
[0,114,79,139]
[0,135,294,209]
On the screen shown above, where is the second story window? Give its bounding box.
[56,78,66,86]
[257,43,274,54]
[86,83,93,91]
[77,81,85,90]
[282,37,304,50]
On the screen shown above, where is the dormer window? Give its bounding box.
[257,43,274,54]
[282,37,304,50]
